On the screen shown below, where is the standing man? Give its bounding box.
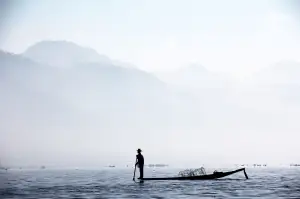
[135,148,144,179]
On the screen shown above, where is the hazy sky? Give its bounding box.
[1,0,300,77]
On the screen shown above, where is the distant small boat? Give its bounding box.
[140,168,248,181]
[0,167,8,171]
[108,165,115,168]
[147,164,168,167]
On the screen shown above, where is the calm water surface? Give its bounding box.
[1,167,300,198]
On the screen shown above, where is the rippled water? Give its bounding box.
[1,167,300,198]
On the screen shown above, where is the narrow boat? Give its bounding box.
[141,168,248,181]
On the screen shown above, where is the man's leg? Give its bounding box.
[140,165,144,179]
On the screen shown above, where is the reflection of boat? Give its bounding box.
[141,168,248,181]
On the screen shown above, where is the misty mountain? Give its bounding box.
[242,60,300,106]
[2,44,235,132]
[23,40,112,67]
[1,46,169,156]
[1,47,173,119]
[1,43,231,166]
[156,63,235,89]
[155,63,239,124]
[249,60,300,86]
[0,50,77,124]
[1,43,191,161]
[2,41,300,167]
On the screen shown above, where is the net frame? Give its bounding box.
[178,167,206,177]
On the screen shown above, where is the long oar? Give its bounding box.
[243,168,249,179]
[133,164,137,181]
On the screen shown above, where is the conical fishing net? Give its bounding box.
[178,167,206,177]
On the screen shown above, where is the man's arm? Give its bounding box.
[135,156,138,166]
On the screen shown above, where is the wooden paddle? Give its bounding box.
[133,161,137,181]
[243,168,249,179]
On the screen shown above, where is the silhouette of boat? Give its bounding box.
[141,168,248,181]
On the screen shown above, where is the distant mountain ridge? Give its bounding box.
[1,40,300,166]
[23,40,112,67]
[156,63,235,89]
[1,41,177,166]
[0,41,172,125]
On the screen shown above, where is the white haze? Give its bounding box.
[1,41,300,168]
[1,0,300,168]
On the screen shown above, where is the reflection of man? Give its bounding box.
[135,148,144,179]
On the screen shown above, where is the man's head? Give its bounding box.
[137,148,142,153]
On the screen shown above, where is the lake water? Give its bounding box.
[1,167,300,198]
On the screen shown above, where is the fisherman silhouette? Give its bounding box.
[135,148,144,179]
